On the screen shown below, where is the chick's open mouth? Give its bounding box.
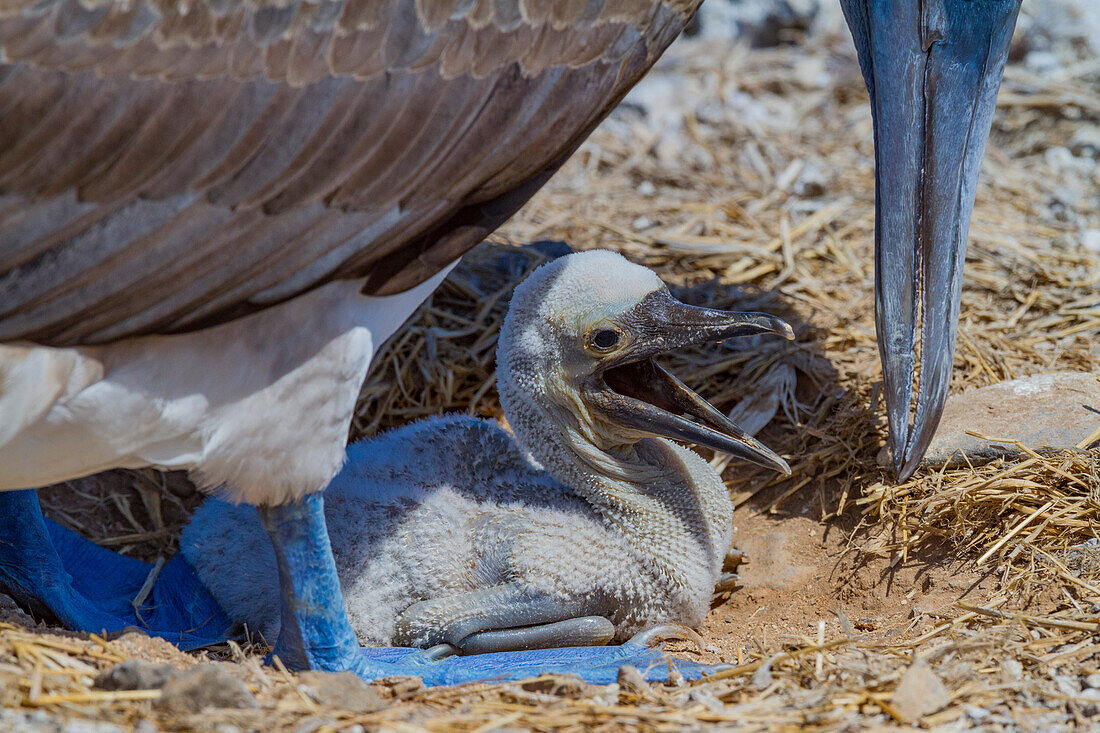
[594,356,790,474]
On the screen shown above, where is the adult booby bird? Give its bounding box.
[0,0,1021,678]
[181,251,792,675]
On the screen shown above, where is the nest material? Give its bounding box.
[19,14,1100,732]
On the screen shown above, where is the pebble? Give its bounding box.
[94,660,176,691]
[1083,229,1100,253]
[1070,126,1100,158]
[632,215,653,231]
[154,664,257,714]
[964,705,991,721]
[920,372,1100,468]
[793,162,828,198]
[297,671,385,714]
[1086,673,1100,689]
[616,664,650,698]
[1002,659,1024,682]
[637,180,656,197]
[891,659,950,723]
[1053,674,1079,697]
[0,593,34,627]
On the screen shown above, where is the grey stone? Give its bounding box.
[891,659,950,723]
[1054,674,1080,697]
[793,162,828,198]
[964,705,991,721]
[94,660,176,691]
[617,664,649,698]
[1002,659,1024,681]
[921,372,1100,468]
[1086,673,1100,689]
[1070,126,1100,158]
[154,664,257,714]
[297,671,385,714]
[0,593,34,627]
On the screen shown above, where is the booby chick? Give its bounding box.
[183,250,793,655]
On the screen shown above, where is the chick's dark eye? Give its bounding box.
[591,329,621,351]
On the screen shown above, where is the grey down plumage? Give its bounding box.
[182,251,736,648]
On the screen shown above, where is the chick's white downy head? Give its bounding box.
[497,250,664,475]
[497,249,792,486]
[502,250,664,376]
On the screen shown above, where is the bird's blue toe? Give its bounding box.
[350,644,725,687]
[0,489,232,648]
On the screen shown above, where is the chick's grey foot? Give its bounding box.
[457,616,615,655]
[384,583,723,685]
[0,489,232,649]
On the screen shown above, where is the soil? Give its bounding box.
[677,487,997,663]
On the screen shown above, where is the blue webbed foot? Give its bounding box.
[364,625,727,687]
[0,489,231,649]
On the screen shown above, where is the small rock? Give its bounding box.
[617,665,649,697]
[1083,229,1100,253]
[891,659,950,723]
[1054,674,1080,697]
[297,671,385,714]
[922,372,1100,468]
[386,677,424,698]
[1070,126,1100,158]
[94,660,176,691]
[793,162,828,198]
[520,674,587,697]
[632,215,653,231]
[1024,49,1060,74]
[1002,659,1024,681]
[964,705,991,721]
[637,180,656,197]
[1086,673,1100,689]
[0,593,33,627]
[154,665,256,714]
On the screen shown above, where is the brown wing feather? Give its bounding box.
[0,0,697,345]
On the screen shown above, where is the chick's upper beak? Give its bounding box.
[841,0,1021,478]
[586,289,794,474]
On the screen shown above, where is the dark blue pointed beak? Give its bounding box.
[840,0,1021,478]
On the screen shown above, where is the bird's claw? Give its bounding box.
[623,624,705,653]
[423,643,460,661]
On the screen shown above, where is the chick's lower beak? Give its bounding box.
[587,289,794,474]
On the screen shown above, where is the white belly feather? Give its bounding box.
[0,267,452,504]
